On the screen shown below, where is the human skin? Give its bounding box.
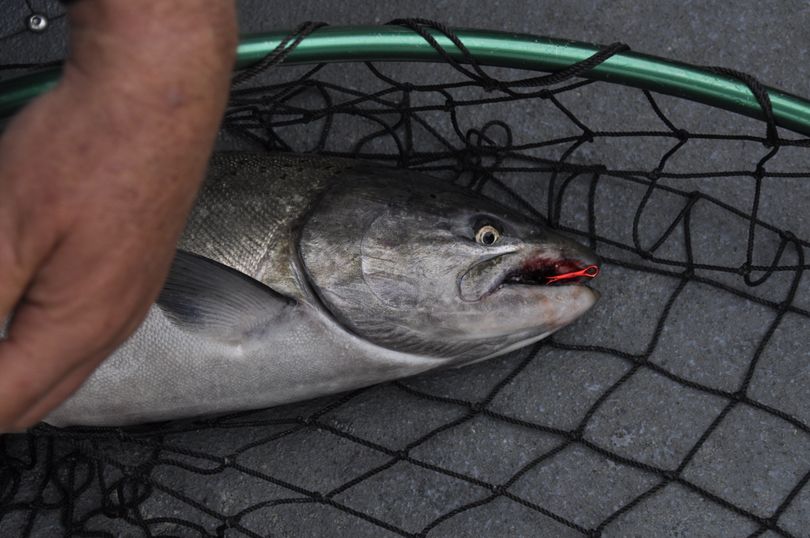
[0,0,237,431]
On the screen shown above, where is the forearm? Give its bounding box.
[65,0,237,93]
[59,0,238,170]
[2,0,238,292]
[0,0,238,429]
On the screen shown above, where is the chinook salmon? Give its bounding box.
[45,153,600,426]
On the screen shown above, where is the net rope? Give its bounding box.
[2,16,810,538]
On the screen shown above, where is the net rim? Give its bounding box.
[1,24,810,137]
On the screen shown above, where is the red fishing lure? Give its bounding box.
[545,264,600,285]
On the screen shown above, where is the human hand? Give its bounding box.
[0,0,237,430]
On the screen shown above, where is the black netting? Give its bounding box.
[2,15,810,538]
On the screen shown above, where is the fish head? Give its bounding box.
[299,167,599,364]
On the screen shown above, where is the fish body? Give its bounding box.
[45,153,599,426]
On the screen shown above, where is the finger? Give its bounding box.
[0,315,77,428]
[0,299,125,430]
[0,276,24,321]
[0,170,64,324]
[13,355,103,429]
[0,239,33,322]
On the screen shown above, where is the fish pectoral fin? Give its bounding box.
[157,250,296,341]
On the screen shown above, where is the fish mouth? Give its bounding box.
[502,257,600,287]
[457,247,601,343]
[459,242,601,302]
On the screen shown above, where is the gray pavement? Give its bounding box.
[1,1,810,537]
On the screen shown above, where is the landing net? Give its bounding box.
[2,17,810,538]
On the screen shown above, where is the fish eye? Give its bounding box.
[475,224,501,246]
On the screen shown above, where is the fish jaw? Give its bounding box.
[481,282,599,337]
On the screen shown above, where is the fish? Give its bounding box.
[43,152,600,426]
